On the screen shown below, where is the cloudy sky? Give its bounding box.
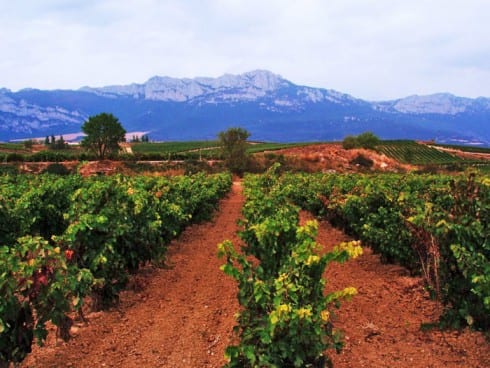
[1,0,489,100]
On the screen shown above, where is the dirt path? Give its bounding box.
[427,144,490,161]
[22,184,489,368]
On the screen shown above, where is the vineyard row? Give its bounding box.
[279,171,489,331]
[0,172,232,366]
[219,166,362,367]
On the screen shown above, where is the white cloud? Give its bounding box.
[0,0,489,99]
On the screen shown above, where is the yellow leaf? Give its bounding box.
[321,310,330,322]
[270,312,279,325]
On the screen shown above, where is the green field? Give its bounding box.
[0,143,28,151]
[131,141,219,154]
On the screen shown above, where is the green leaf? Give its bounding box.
[243,346,256,364]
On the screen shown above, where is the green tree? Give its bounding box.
[356,131,380,149]
[342,135,358,150]
[342,132,380,150]
[218,127,250,174]
[81,113,126,159]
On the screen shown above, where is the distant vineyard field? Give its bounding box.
[377,140,464,164]
[130,141,309,160]
[131,141,219,154]
[246,142,310,153]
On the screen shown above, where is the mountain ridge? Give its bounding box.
[1,70,489,146]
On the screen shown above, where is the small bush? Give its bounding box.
[42,163,72,175]
[6,153,24,162]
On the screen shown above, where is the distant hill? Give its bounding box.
[1,70,489,146]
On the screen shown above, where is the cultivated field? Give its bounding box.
[1,141,489,367]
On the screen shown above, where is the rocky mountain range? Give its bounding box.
[1,70,489,145]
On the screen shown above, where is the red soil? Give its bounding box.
[267,143,414,172]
